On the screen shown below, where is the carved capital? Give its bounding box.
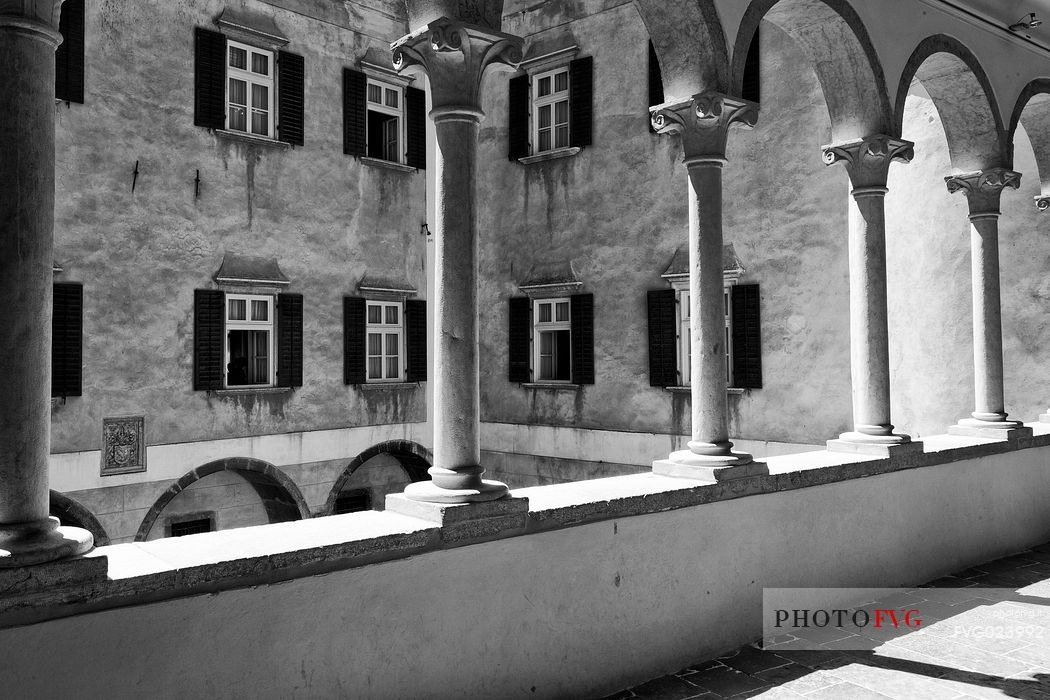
[1036,195,1050,212]
[944,168,1021,217]
[650,92,758,159]
[821,135,913,189]
[391,17,522,117]
[0,0,63,27]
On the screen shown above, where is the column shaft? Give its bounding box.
[686,160,732,452]
[968,215,1007,420]
[432,113,481,472]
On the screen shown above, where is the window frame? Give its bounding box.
[226,39,275,139]
[672,280,737,388]
[365,300,405,383]
[531,67,571,154]
[532,297,573,383]
[224,293,276,388]
[366,77,406,164]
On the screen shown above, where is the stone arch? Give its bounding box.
[134,457,310,541]
[322,440,432,516]
[894,35,1007,171]
[1009,79,1050,194]
[49,490,110,547]
[732,0,892,140]
[633,0,730,99]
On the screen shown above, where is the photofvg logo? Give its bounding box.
[762,588,1048,651]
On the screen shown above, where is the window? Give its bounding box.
[674,289,733,385]
[534,298,572,381]
[532,69,570,153]
[333,489,372,514]
[193,28,305,145]
[52,282,83,398]
[225,294,274,387]
[507,56,593,160]
[169,517,214,537]
[366,79,404,162]
[226,40,274,137]
[366,301,404,382]
[508,294,594,385]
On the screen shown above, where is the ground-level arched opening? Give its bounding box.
[50,490,110,546]
[322,440,431,516]
[134,458,310,541]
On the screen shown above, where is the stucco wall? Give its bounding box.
[4,443,1050,698]
[50,0,426,453]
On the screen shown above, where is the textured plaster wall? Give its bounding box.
[476,8,852,445]
[4,446,1050,698]
[50,0,426,453]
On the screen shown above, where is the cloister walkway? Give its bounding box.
[609,543,1050,699]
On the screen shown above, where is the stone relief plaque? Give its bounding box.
[101,416,146,476]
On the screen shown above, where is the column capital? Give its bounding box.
[650,92,758,160]
[1035,194,1050,212]
[822,135,913,189]
[944,168,1021,217]
[391,17,522,118]
[0,0,63,26]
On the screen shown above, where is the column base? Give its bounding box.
[948,418,1032,440]
[827,432,923,457]
[402,477,509,504]
[0,516,93,568]
[652,448,767,481]
[386,493,528,544]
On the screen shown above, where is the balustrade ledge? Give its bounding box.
[2,424,1048,630]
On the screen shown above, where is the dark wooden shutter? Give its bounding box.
[406,299,427,382]
[508,296,530,382]
[406,86,427,169]
[194,28,226,130]
[647,289,677,387]
[648,41,664,107]
[52,282,83,397]
[742,26,760,104]
[343,68,367,157]
[569,56,593,148]
[55,0,85,103]
[277,293,303,387]
[343,296,366,384]
[277,50,305,146]
[193,289,224,390]
[570,293,594,385]
[731,284,762,388]
[508,74,529,160]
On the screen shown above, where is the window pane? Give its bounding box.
[229,106,246,132]
[554,100,568,125]
[538,303,551,323]
[385,333,399,355]
[555,125,569,149]
[368,84,382,103]
[368,305,382,324]
[252,84,268,110]
[251,110,268,136]
[386,357,398,378]
[368,333,382,354]
[251,300,268,321]
[555,302,569,322]
[540,331,552,355]
[385,88,399,108]
[385,305,399,325]
[554,330,571,381]
[538,76,551,97]
[229,79,246,106]
[538,130,551,152]
[251,52,269,75]
[249,331,268,383]
[229,298,246,321]
[368,357,381,379]
[554,71,568,92]
[229,46,246,69]
[384,118,399,162]
[538,104,551,129]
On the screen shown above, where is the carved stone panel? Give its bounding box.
[101,416,146,476]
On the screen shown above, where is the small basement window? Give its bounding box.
[334,489,372,514]
[169,517,214,537]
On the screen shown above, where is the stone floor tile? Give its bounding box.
[687,659,728,673]
[790,625,856,644]
[818,634,881,651]
[748,688,807,699]
[718,647,792,675]
[773,650,850,671]
[955,567,989,580]
[628,675,704,700]
[823,660,962,699]
[688,667,771,698]
[770,669,842,695]
[752,663,814,687]
[885,634,1031,676]
[924,576,978,589]
[804,681,891,699]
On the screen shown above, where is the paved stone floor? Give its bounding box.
[606,543,1050,699]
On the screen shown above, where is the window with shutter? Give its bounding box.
[194,289,225,390]
[508,75,530,160]
[55,0,85,104]
[277,50,305,145]
[405,299,427,382]
[508,52,593,160]
[52,282,83,398]
[508,297,531,382]
[343,296,366,384]
[731,284,762,389]
[405,87,427,169]
[570,293,595,384]
[194,28,227,130]
[646,289,677,387]
[276,293,304,388]
[569,57,593,148]
[343,69,367,157]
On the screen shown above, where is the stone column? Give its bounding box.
[823,136,922,457]
[0,2,93,565]
[650,94,765,481]
[391,19,523,503]
[1038,198,1050,422]
[946,169,1032,439]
